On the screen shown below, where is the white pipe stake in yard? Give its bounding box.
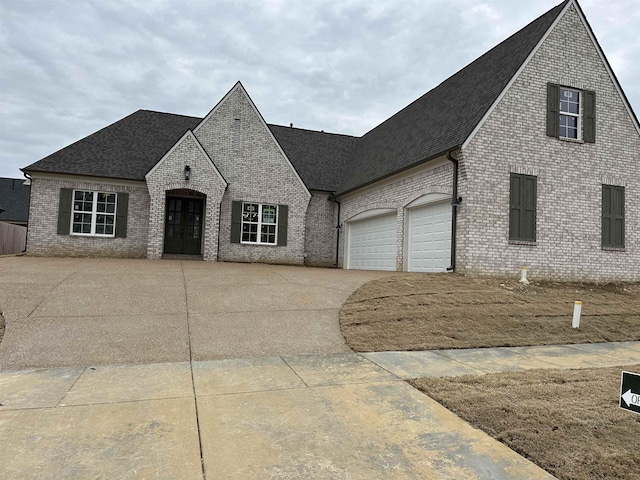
[519,266,529,285]
[572,301,582,329]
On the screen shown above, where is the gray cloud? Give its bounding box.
[1,0,637,178]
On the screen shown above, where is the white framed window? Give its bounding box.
[559,87,580,139]
[241,202,278,244]
[72,190,117,236]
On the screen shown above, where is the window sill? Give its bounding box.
[509,240,537,246]
[558,137,584,144]
[70,233,116,238]
[602,246,625,252]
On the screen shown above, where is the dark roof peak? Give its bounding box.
[137,109,202,120]
[269,123,357,139]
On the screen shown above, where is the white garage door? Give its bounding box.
[407,201,451,272]
[347,213,396,271]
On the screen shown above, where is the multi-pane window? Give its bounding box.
[602,185,625,248]
[509,173,537,242]
[559,87,580,139]
[547,84,595,143]
[72,190,117,236]
[241,203,278,244]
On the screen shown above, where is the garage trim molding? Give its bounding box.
[404,192,451,209]
[346,208,397,223]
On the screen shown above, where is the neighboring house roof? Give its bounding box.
[336,0,569,195]
[0,177,30,223]
[24,110,200,181]
[268,125,357,191]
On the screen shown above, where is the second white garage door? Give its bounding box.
[407,201,451,272]
[347,213,396,271]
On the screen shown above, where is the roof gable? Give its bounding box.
[194,81,311,198]
[335,0,569,195]
[145,130,227,186]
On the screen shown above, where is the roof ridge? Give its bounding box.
[138,109,203,120]
[268,123,358,138]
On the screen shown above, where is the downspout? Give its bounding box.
[334,198,341,268]
[446,150,460,272]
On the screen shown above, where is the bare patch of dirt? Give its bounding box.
[410,366,640,480]
[340,273,640,351]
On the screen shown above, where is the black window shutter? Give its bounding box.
[509,174,536,242]
[230,201,242,243]
[603,185,624,248]
[613,187,625,247]
[277,204,288,246]
[583,90,596,143]
[602,185,612,247]
[57,188,73,235]
[509,175,521,240]
[546,83,560,138]
[115,192,129,238]
[522,175,537,241]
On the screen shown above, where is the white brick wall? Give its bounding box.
[305,191,338,267]
[146,132,226,260]
[27,176,149,258]
[195,84,311,265]
[458,4,640,281]
[338,160,453,270]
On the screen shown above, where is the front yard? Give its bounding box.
[340,273,640,480]
[340,273,640,351]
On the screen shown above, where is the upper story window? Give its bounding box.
[559,88,580,139]
[72,190,117,236]
[546,83,596,143]
[241,202,278,244]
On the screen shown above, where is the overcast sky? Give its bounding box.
[0,0,638,179]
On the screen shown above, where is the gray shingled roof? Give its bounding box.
[0,177,30,223]
[23,1,568,194]
[24,110,200,181]
[21,108,354,191]
[336,0,568,194]
[268,125,357,191]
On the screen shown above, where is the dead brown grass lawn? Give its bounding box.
[340,273,640,351]
[410,366,640,480]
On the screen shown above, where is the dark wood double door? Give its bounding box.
[164,197,203,255]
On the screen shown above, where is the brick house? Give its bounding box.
[22,0,640,281]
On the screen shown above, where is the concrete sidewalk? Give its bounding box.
[2,342,638,479]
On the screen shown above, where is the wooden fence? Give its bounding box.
[0,222,27,255]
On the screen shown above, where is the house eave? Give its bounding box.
[335,146,461,199]
[22,170,147,186]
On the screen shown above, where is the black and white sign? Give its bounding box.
[620,371,640,415]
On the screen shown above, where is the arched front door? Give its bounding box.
[164,196,203,255]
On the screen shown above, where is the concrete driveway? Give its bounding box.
[0,257,388,370]
[0,256,558,479]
